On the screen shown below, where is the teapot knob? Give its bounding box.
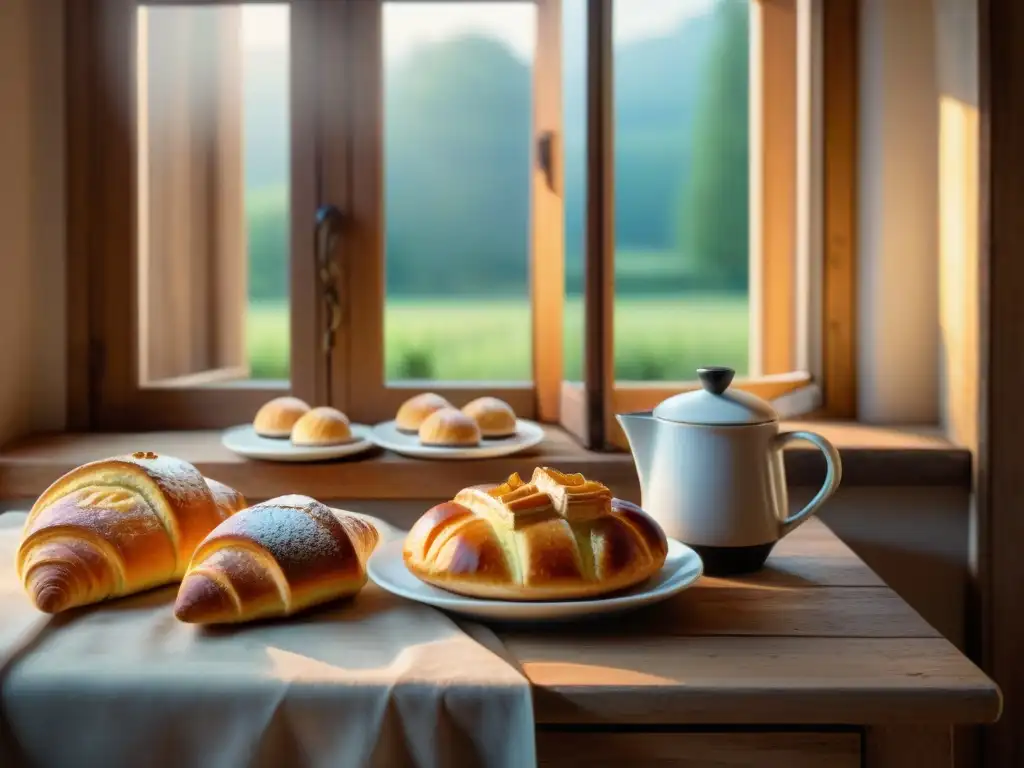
[697,366,735,395]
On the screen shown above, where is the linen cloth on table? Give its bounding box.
[0,511,536,768]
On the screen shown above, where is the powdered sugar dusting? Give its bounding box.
[199,495,358,590]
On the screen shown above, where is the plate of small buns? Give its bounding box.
[222,396,377,462]
[371,393,545,459]
[367,467,704,621]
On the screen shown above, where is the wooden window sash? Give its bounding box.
[67,0,324,430]
[557,0,857,451]
[339,0,544,425]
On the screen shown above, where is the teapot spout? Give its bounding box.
[615,411,659,491]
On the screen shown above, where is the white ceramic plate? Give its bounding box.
[367,538,703,622]
[370,419,545,460]
[221,424,377,462]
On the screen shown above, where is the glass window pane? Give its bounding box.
[383,2,536,382]
[612,0,750,381]
[242,6,291,380]
[136,4,290,385]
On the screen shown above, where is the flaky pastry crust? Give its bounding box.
[18,452,245,613]
[403,468,668,600]
[175,495,379,624]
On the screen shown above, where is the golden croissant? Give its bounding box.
[17,452,246,613]
[174,495,380,625]
[404,467,669,601]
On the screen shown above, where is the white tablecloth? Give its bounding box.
[0,512,536,768]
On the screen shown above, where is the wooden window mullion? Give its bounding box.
[558,0,614,450]
[585,0,615,450]
[288,0,330,408]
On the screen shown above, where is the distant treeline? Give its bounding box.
[243,0,749,300]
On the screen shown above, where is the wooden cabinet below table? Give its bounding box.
[536,730,861,768]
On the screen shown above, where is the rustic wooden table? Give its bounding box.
[498,518,1000,768]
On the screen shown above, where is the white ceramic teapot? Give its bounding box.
[616,366,842,576]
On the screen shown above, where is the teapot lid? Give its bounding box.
[651,367,777,425]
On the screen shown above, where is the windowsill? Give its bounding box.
[0,421,969,502]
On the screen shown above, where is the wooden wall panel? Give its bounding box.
[978,0,1024,764]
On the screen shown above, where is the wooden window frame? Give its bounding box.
[66,0,324,430]
[556,0,858,450]
[68,0,856,439]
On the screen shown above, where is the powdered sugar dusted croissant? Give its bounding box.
[17,452,246,614]
[174,495,380,624]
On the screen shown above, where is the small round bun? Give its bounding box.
[462,396,517,439]
[253,396,311,438]
[396,392,452,434]
[418,407,481,447]
[290,406,353,447]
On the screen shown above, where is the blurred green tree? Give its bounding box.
[676,0,750,291]
[239,9,748,300]
[384,35,531,296]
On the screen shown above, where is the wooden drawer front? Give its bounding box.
[536,731,861,768]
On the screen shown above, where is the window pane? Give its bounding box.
[136,4,290,385]
[612,0,750,381]
[383,2,536,382]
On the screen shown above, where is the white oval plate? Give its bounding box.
[370,419,545,460]
[221,424,377,462]
[367,538,703,622]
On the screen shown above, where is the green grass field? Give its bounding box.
[246,294,749,382]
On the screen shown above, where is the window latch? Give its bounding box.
[315,204,344,369]
[537,130,558,193]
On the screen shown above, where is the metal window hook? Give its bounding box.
[316,204,343,279]
[314,204,344,402]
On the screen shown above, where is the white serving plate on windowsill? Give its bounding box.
[370,419,545,460]
[221,424,377,462]
[367,538,703,622]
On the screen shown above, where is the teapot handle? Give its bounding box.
[773,431,843,537]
